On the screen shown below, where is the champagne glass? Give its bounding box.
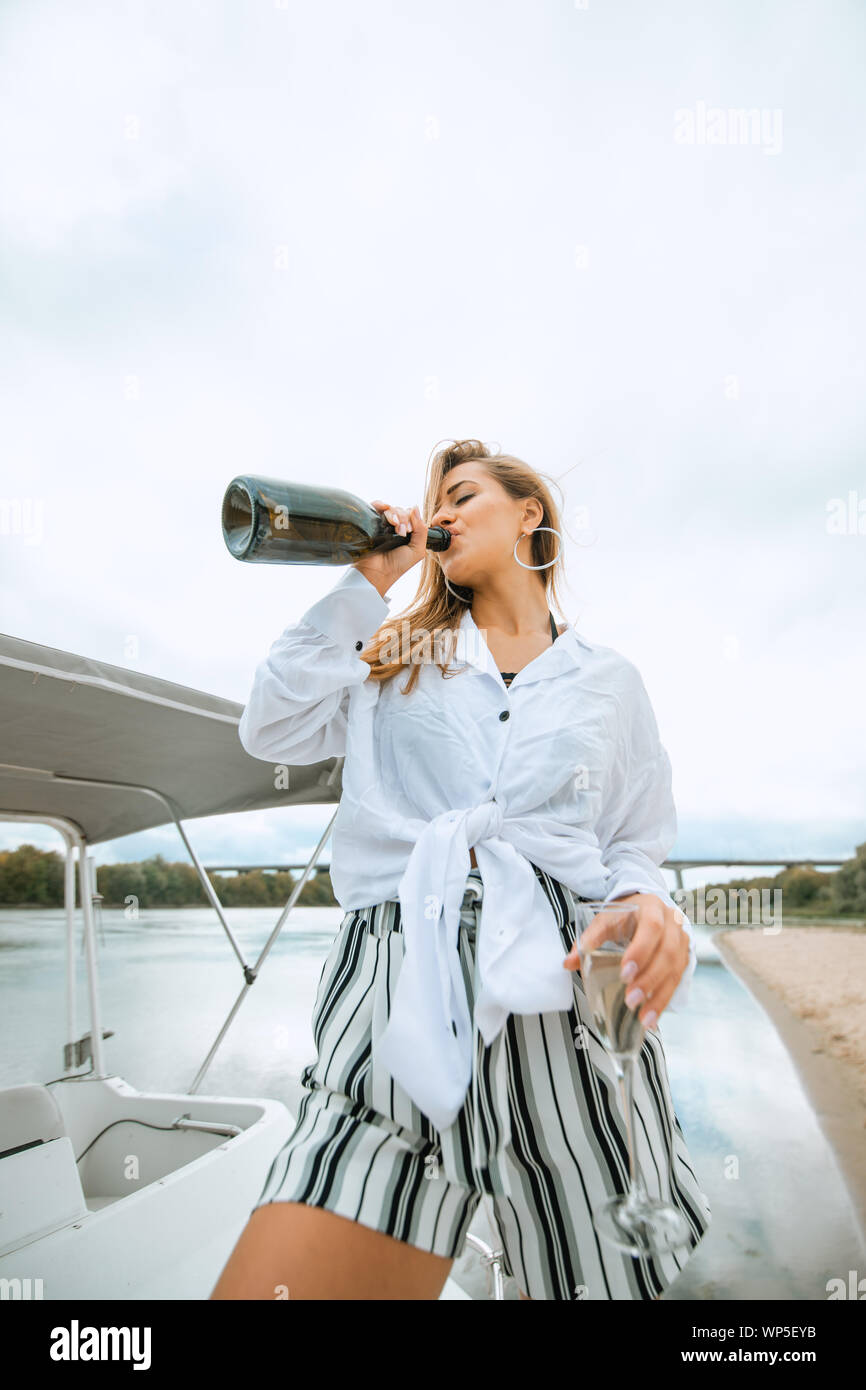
[574,900,692,1256]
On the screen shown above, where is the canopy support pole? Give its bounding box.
[0,810,107,1077]
[187,806,338,1094]
[0,758,344,1092]
[1,770,258,976]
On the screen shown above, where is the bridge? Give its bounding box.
[203,857,853,890]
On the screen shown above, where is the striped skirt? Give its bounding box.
[251,862,712,1299]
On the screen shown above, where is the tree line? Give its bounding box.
[0,841,865,915]
[0,846,337,908]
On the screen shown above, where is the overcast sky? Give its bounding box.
[2,0,864,889]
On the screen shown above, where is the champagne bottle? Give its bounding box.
[221,475,452,564]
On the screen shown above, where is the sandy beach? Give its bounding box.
[713,923,866,1243]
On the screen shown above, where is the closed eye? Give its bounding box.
[455,494,474,505]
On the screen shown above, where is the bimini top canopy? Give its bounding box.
[0,630,341,845]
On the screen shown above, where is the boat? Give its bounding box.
[0,631,500,1299]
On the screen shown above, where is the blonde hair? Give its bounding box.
[361,438,567,695]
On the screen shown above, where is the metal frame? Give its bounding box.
[0,760,343,1092]
[187,807,337,1093]
[0,809,107,1075]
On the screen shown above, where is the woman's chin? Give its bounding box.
[444,570,473,590]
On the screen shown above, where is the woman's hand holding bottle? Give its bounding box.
[352,502,428,597]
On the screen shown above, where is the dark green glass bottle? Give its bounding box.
[222,476,452,564]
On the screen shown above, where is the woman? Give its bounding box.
[211,438,712,1300]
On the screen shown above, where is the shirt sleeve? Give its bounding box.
[594,663,696,1013]
[238,566,390,765]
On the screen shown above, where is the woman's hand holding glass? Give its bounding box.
[562,890,690,1031]
[563,892,693,1255]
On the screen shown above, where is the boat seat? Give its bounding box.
[0,1084,66,1159]
[0,1088,88,1254]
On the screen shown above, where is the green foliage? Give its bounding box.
[0,845,338,908]
[0,843,65,904]
[832,839,866,914]
[3,843,865,916]
[700,846,866,920]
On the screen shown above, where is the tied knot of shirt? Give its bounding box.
[465,787,505,843]
[376,792,577,1131]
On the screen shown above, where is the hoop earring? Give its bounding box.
[513,527,562,571]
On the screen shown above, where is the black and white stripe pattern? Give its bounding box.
[252,863,712,1299]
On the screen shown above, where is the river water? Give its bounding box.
[1,905,862,1300]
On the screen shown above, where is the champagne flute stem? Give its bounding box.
[614,1053,648,1208]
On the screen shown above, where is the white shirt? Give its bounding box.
[238,565,696,1131]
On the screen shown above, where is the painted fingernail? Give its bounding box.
[625,987,644,1009]
[620,959,638,982]
[644,1010,658,1030]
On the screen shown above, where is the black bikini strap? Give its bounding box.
[549,610,557,643]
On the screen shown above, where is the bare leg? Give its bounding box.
[210,1201,454,1301]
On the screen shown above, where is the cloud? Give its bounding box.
[1,0,864,868]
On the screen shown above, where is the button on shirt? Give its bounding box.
[238,565,697,1132]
